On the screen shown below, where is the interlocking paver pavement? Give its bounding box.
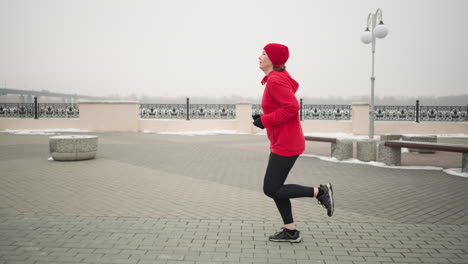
[1,132,468,264]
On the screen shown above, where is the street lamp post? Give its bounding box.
[361,8,388,139]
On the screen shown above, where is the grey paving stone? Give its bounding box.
[0,132,468,264]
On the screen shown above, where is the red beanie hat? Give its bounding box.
[264,43,289,66]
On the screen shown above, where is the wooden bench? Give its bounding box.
[304,136,337,143]
[401,135,437,153]
[305,136,352,160]
[379,140,468,172]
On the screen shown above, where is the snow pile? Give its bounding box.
[145,130,249,136]
[444,168,468,178]
[49,135,97,139]
[303,133,468,141]
[404,134,468,138]
[0,129,88,135]
[304,133,377,140]
[302,154,468,178]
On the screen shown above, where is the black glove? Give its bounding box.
[252,114,260,121]
[253,116,265,129]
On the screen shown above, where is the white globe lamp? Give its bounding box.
[361,28,372,44]
[374,21,389,38]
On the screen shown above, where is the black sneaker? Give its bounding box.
[317,183,334,217]
[268,228,302,243]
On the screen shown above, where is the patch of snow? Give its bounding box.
[437,134,468,138]
[443,168,468,178]
[49,135,97,139]
[302,154,443,170]
[400,133,468,138]
[48,157,54,161]
[145,130,249,136]
[303,133,468,140]
[0,129,89,135]
[302,154,468,177]
[304,133,375,140]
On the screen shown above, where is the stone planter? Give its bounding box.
[331,139,353,160]
[380,134,402,141]
[463,154,468,173]
[49,135,98,161]
[377,142,401,166]
[356,139,378,162]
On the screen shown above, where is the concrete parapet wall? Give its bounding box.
[351,103,370,135]
[0,102,467,135]
[301,120,352,134]
[376,121,468,135]
[80,101,140,132]
[0,118,80,130]
[140,103,253,133]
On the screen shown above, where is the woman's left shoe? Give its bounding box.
[317,183,334,217]
[268,228,302,243]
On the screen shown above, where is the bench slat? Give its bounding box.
[384,140,468,153]
[304,136,337,143]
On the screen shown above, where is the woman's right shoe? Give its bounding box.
[317,183,334,217]
[268,228,302,243]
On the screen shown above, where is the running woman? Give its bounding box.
[253,43,334,243]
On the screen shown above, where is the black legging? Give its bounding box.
[263,152,315,224]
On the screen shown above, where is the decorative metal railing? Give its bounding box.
[189,104,236,119]
[0,101,79,119]
[374,105,416,121]
[38,103,79,118]
[253,104,351,120]
[1,97,466,122]
[140,104,187,119]
[252,104,263,116]
[374,105,467,122]
[140,102,236,119]
[302,104,351,120]
[0,103,35,118]
[420,106,467,122]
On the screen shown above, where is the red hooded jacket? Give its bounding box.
[260,70,305,157]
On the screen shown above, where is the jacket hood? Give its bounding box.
[261,70,299,93]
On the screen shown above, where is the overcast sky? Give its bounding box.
[0,0,467,99]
